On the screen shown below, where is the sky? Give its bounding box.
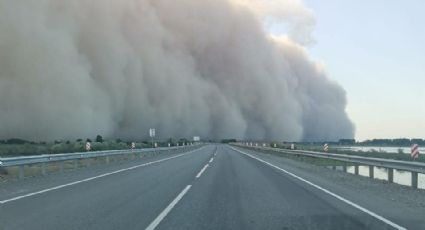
[271,0,425,141]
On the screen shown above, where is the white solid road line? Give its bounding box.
[0,148,202,205]
[145,185,192,230]
[196,164,209,178]
[209,157,214,163]
[230,146,407,230]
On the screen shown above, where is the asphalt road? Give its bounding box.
[0,144,414,230]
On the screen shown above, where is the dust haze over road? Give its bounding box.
[0,0,354,141]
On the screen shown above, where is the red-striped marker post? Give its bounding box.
[323,143,329,152]
[411,144,420,159]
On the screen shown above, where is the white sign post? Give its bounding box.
[291,143,295,150]
[149,128,156,148]
[193,136,200,142]
[131,142,135,149]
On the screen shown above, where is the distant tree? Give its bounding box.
[338,139,355,145]
[116,138,122,143]
[76,139,82,142]
[6,138,29,144]
[86,138,92,143]
[96,135,103,143]
[221,139,237,143]
[54,140,62,144]
[65,140,71,144]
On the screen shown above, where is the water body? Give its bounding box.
[335,146,424,154]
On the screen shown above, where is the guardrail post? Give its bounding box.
[41,162,46,176]
[411,172,418,189]
[354,164,359,175]
[19,165,24,179]
[59,162,64,172]
[369,166,374,178]
[388,168,394,183]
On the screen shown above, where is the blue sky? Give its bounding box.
[275,0,425,140]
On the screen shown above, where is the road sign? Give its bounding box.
[411,144,420,159]
[85,142,91,151]
[263,143,266,147]
[193,136,200,142]
[149,128,156,137]
[323,143,329,152]
[131,142,135,149]
[291,144,295,150]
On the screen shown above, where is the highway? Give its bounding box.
[0,144,420,230]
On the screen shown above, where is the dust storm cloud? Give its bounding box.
[0,0,354,141]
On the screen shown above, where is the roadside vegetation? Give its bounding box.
[0,136,194,157]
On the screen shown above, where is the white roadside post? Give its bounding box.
[411,144,420,188]
[168,143,171,147]
[85,142,92,168]
[131,142,136,149]
[273,143,277,148]
[291,143,295,150]
[323,143,329,152]
[85,142,91,151]
[154,142,158,148]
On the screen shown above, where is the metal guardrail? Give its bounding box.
[234,144,425,188]
[1,146,187,167]
[0,145,197,167]
[0,145,199,178]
